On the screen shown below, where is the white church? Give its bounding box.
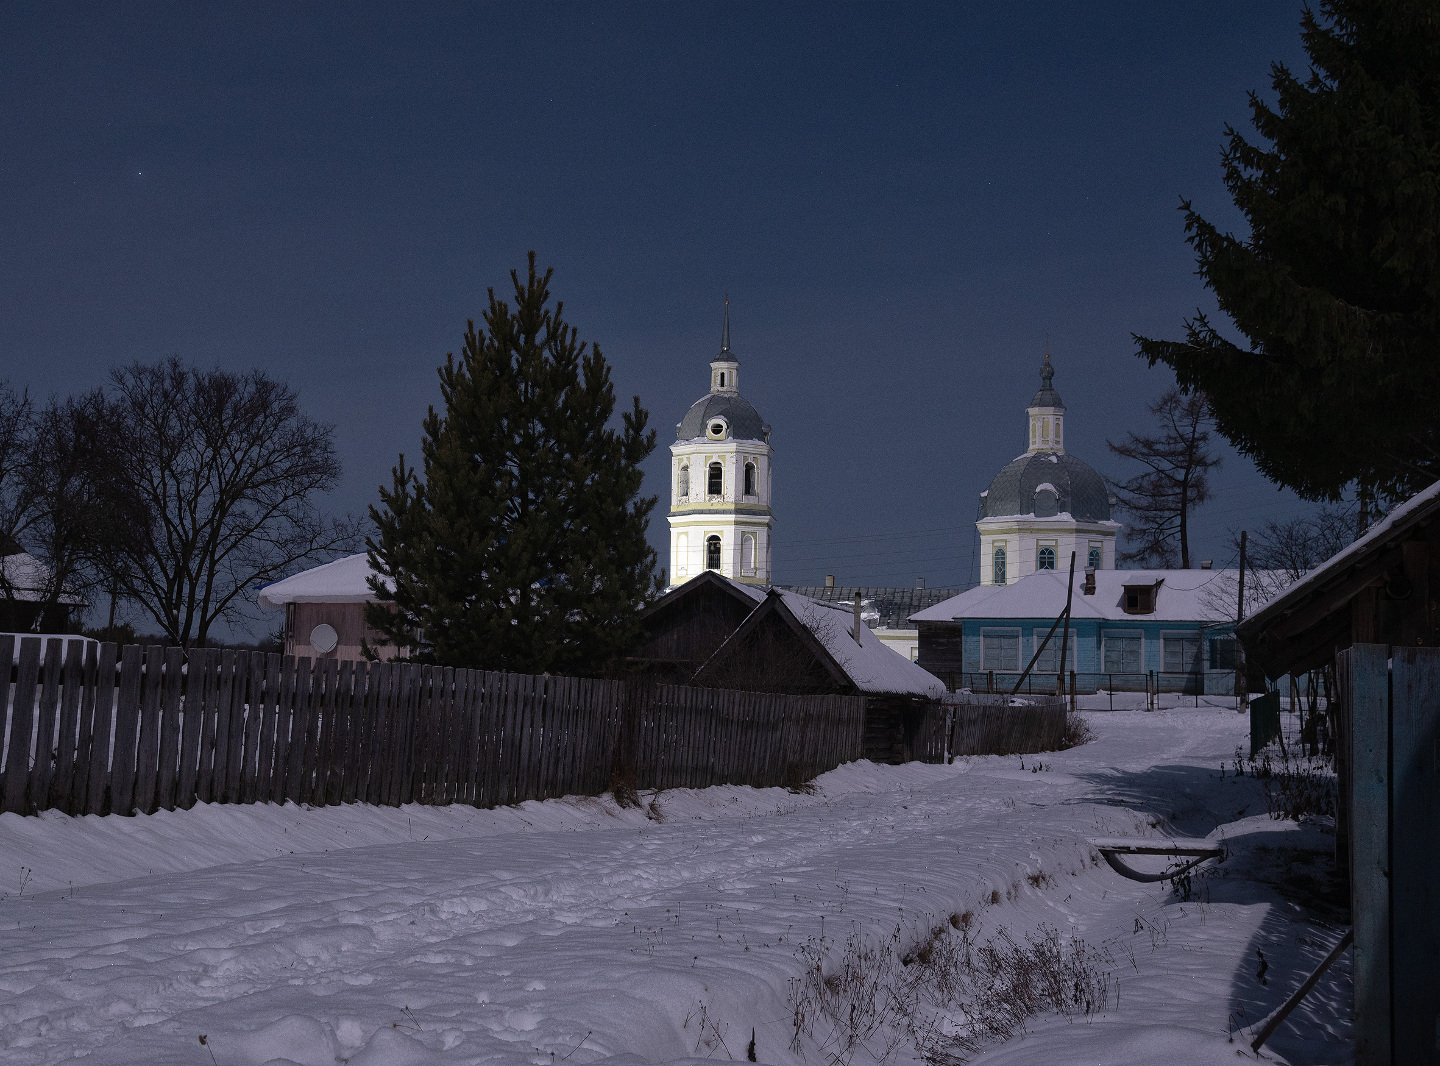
[667,304,774,586]
[664,320,1120,594]
[975,354,1120,585]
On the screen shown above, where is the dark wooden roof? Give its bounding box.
[1238,481,1440,677]
[778,585,965,630]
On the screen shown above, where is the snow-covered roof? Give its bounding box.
[0,552,86,605]
[909,568,1289,626]
[4,633,98,663]
[257,554,391,610]
[1241,477,1440,626]
[776,590,947,698]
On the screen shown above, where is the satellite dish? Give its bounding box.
[309,623,339,654]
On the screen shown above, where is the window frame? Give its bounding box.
[705,534,722,571]
[743,460,757,497]
[1032,630,1076,673]
[980,627,1022,672]
[1101,629,1144,674]
[741,532,756,573]
[1161,630,1202,673]
[707,462,724,497]
[992,543,1007,584]
[1037,545,1057,571]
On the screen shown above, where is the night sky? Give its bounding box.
[2,3,1315,632]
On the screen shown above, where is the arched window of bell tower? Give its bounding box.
[705,535,722,570]
[743,461,757,497]
[677,464,689,498]
[707,462,723,496]
[993,545,1007,585]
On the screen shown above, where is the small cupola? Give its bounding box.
[1026,352,1066,455]
[710,298,740,394]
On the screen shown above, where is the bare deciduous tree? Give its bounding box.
[1239,504,1355,584]
[0,385,137,632]
[1107,388,1221,569]
[104,358,358,646]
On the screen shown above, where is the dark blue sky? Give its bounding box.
[2,2,1314,617]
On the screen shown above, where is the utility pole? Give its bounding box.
[1057,551,1075,696]
[1234,530,1248,703]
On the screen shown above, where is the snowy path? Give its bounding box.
[0,710,1351,1065]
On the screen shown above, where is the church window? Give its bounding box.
[1042,418,1050,442]
[678,464,689,498]
[992,544,1007,584]
[1037,546,1056,570]
[705,535,722,571]
[744,461,757,496]
[1088,546,1101,570]
[707,462,723,496]
[742,533,755,572]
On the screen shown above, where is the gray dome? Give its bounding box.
[979,451,1111,522]
[677,392,769,442]
[1030,357,1064,408]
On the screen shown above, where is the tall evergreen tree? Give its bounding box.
[1136,1,1440,516]
[366,255,659,674]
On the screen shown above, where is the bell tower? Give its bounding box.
[668,302,774,586]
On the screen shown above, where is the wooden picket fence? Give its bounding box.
[0,636,865,817]
[948,695,1067,757]
[902,695,1068,763]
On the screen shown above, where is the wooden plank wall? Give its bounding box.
[0,638,867,817]
[943,696,1067,759]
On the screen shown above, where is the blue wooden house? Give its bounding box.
[910,567,1271,693]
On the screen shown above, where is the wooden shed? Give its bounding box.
[628,571,765,681]
[640,575,948,763]
[1237,481,1440,1063]
[257,554,401,663]
[1238,479,1440,678]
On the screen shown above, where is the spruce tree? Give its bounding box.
[366,255,660,674]
[1137,0,1440,514]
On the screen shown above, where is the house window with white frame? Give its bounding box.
[981,628,1021,672]
[1032,631,1075,673]
[1162,632,1202,673]
[1101,631,1143,674]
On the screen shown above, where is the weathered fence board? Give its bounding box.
[5,642,877,817]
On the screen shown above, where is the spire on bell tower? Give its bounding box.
[710,297,740,394]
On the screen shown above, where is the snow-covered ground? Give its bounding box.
[0,707,1350,1065]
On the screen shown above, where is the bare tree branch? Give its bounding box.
[1107,388,1221,569]
[104,358,359,646]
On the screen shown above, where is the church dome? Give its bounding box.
[979,450,1112,522]
[677,392,768,442]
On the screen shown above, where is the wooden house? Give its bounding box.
[635,573,947,762]
[257,554,401,663]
